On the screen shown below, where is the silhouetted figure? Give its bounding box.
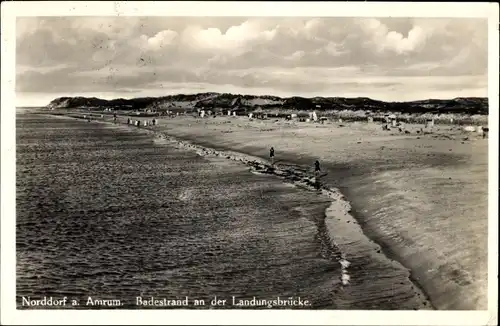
[113,113,117,123]
[314,160,321,173]
[314,160,321,190]
[483,127,489,139]
[127,118,131,125]
[269,147,275,166]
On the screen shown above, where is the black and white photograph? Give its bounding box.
[1,2,498,325]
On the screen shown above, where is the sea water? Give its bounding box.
[16,111,428,310]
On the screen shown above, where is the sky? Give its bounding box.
[15,16,488,106]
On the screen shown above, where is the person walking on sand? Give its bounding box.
[270,147,275,166]
[113,112,117,123]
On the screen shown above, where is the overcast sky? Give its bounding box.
[16,17,488,105]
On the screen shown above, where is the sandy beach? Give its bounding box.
[48,111,488,310]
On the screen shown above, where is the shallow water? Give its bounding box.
[150,116,488,310]
[16,112,428,310]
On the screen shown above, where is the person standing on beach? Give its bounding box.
[113,112,117,123]
[314,160,321,190]
[314,160,321,176]
[270,147,275,166]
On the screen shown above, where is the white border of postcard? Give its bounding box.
[1,1,499,325]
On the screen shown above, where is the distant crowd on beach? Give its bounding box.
[126,117,158,127]
[81,112,160,127]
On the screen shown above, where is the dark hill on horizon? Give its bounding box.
[46,93,489,115]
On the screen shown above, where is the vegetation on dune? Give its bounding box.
[46,93,489,116]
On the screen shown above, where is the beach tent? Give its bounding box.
[388,114,397,127]
[425,118,435,128]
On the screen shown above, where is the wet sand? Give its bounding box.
[116,113,488,310]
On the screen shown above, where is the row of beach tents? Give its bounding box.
[127,118,158,127]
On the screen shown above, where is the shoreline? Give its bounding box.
[139,113,486,310]
[17,112,339,309]
[46,112,434,310]
[155,125,435,310]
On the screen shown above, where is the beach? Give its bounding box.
[17,110,488,310]
[109,112,487,310]
[8,11,496,326]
